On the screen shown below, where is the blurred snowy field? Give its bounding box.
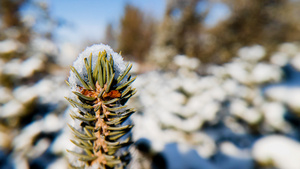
[1,29,300,168]
[130,43,300,169]
[2,0,300,169]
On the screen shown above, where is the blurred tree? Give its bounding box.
[0,0,25,28]
[104,23,117,49]
[0,0,58,60]
[0,0,30,51]
[159,0,206,57]
[147,0,300,66]
[0,1,62,167]
[118,4,155,62]
[147,0,209,68]
[204,0,300,63]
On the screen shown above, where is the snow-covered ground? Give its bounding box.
[2,41,300,169]
[131,43,300,169]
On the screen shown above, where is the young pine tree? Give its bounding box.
[65,44,137,169]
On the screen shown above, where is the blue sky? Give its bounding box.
[44,0,229,45]
[48,0,166,45]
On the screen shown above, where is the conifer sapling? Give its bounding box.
[65,44,137,169]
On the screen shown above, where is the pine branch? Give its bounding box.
[66,44,136,169]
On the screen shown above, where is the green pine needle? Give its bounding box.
[66,48,136,168]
